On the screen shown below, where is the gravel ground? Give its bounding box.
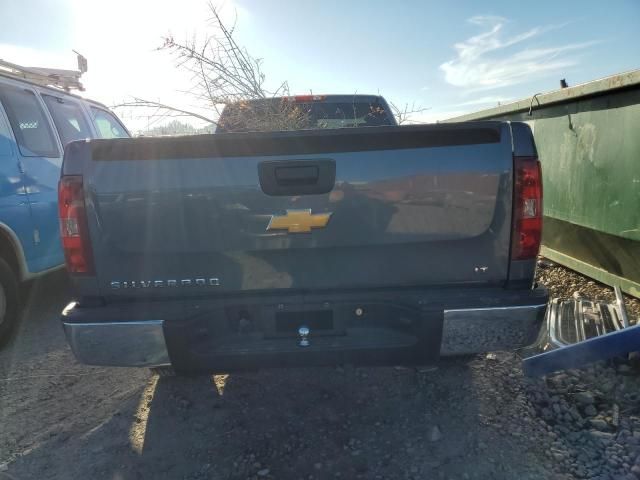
[0,264,638,480]
[538,259,640,320]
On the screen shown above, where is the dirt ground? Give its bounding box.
[0,267,639,480]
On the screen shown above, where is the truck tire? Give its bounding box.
[0,258,21,347]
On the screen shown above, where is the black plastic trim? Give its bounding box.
[84,123,502,161]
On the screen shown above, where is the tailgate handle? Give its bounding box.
[275,165,319,186]
[259,159,335,196]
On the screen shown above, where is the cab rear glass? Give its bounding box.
[217,98,394,132]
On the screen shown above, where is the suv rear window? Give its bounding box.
[42,94,92,146]
[90,107,129,139]
[0,86,59,157]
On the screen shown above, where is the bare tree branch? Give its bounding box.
[112,98,217,124]
[389,101,431,125]
[119,3,428,134]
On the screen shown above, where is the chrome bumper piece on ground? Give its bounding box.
[522,293,639,377]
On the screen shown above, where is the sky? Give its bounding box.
[1,0,638,131]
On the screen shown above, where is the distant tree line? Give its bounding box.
[138,119,216,137]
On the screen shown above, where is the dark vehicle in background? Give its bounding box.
[58,96,547,373]
[216,94,397,132]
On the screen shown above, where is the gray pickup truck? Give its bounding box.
[59,95,547,373]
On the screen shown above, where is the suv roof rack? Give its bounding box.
[0,55,86,92]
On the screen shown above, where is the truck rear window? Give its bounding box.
[217,99,394,133]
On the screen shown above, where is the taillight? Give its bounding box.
[511,156,543,260]
[284,95,326,102]
[58,175,94,274]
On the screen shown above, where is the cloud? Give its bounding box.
[440,16,596,90]
[406,108,469,124]
[453,95,513,107]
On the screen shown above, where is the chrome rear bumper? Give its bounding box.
[441,303,547,355]
[63,304,170,367]
[62,293,547,368]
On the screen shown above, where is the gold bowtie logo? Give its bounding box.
[266,209,332,233]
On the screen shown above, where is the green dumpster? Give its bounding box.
[447,70,640,298]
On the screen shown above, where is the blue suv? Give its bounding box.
[0,70,129,344]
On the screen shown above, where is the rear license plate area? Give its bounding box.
[264,307,344,339]
[276,310,333,332]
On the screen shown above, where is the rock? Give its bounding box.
[314,463,323,470]
[631,465,640,477]
[417,366,438,373]
[548,373,569,388]
[0,464,7,472]
[257,468,270,477]
[537,257,556,268]
[428,425,443,442]
[575,466,587,478]
[590,419,609,431]
[590,430,615,443]
[574,392,595,405]
[584,405,598,416]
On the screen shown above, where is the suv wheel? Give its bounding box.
[0,258,21,347]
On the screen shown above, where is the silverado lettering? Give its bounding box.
[110,278,221,289]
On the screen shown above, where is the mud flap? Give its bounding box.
[522,289,639,377]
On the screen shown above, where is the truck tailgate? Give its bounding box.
[65,123,514,298]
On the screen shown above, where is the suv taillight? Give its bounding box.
[58,175,94,274]
[511,156,543,260]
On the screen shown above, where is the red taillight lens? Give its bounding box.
[284,95,326,102]
[511,156,543,260]
[58,175,94,274]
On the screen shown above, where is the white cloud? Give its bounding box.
[453,95,513,107]
[404,108,469,124]
[440,16,596,90]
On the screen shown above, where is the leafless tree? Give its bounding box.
[112,97,217,124]
[113,2,428,133]
[389,101,431,125]
[113,2,311,132]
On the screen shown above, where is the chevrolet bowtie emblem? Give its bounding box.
[266,209,332,233]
